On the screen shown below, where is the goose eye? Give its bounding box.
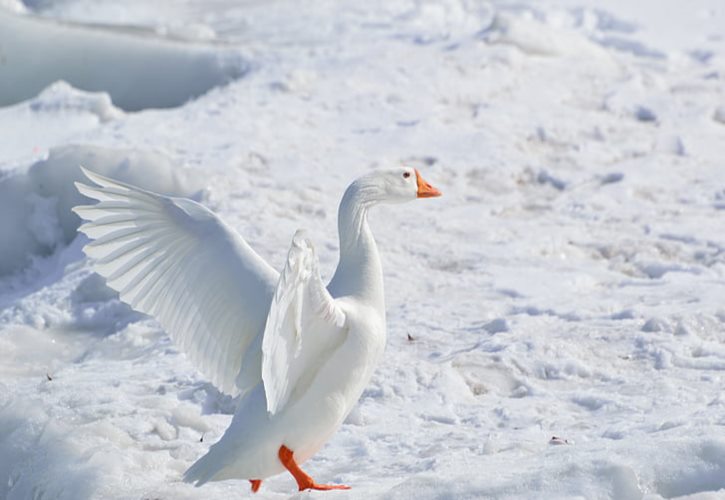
[403,172,411,179]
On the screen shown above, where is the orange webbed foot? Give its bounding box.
[249,479,262,493]
[302,482,351,491]
[278,445,351,492]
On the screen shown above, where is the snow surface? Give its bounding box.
[0,9,249,110]
[1,1,724,499]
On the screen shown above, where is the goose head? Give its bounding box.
[332,166,441,302]
[355,167,442,205]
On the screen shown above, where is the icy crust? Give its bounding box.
[0,144,201,277]
[0,9,250,111]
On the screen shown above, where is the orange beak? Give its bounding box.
[415,169,442,198]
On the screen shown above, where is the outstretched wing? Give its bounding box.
[73,167,278,396]
[261,230,346,415]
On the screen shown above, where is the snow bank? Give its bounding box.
[0,9,250,111]
[0,145,202,277]
[0,0,24,13]
[0,82,123,165]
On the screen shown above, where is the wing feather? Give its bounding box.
[261,230,346,415]
[73,167,278,396]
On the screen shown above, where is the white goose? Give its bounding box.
[73,166,441,493]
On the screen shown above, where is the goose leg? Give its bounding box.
[249,479,262,493]
[278,445,351,491]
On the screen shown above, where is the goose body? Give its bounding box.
[187,297,385,483]
[73,167,440,492]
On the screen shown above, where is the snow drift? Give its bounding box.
[0,144,202,277]
[0,82,124,165]
[0,9,250,111]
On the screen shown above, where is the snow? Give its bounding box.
[0,9,249,111]
[0,144,200,278]
[1,1,724,499]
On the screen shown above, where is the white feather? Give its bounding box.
[261,230,346,415]
[73,166,279,396]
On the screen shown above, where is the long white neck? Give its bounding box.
[327,179,385,312]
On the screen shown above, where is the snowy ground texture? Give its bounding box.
[1,0,725,499]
